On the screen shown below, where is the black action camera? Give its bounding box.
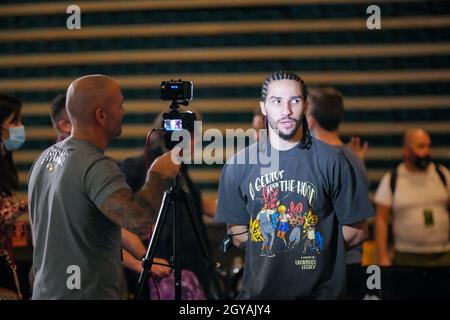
[161,80,193,102]
[161,80,196,150]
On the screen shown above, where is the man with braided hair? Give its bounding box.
[216,71,373,299]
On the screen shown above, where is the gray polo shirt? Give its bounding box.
[28,137,130,299]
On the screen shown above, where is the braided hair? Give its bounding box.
[260,71,311,150]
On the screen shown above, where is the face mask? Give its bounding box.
[1,125,26,151]
[412,153,431,170]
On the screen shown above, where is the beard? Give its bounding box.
[411,153,431,171]
[111,124,122,138]
[267,116,302,141]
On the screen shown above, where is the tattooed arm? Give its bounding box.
[99,150,180,238]
[98,184,157,238]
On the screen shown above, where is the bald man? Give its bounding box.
[28,75,180,299]
[374,128,450,267]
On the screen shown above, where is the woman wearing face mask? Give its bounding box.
[0,94,28,300]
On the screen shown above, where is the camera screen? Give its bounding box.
[160,80,193,101]
[164,119,183,131]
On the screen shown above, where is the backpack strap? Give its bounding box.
[390,164,447,196]
[434,164,447,188]
[389,167,398,197]
[386,167,398,247]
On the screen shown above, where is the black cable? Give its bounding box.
[144,128,161,170]
[220,229,249,253]
[227,230,249,237]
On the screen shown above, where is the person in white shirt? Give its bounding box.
[374,128,450,266]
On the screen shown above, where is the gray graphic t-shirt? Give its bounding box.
[216,138,374,299]
[338,145,370,265]
[28,137,130,299]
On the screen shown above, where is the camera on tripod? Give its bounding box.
[161,80,193,102]
[135,79,224,301]
[161,80,196,150]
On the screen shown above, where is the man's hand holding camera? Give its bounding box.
[148,147,182,180]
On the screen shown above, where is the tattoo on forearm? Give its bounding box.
[100,172,169,238]
[100,188,152,238]
[136,171,167,221]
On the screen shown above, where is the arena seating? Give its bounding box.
[0,0,449,204]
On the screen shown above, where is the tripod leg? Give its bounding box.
[135,188,174,300]
[173,189,182,301]
[180,191,224,299]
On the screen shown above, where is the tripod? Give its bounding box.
[134,165,222,300]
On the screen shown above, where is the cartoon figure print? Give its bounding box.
[288,224,302,249]
[287,201,304,248]
[250,187,324,257]
[302,207,324,254]
[250,188,279,257]
[276,204,290,246]
[255,204,276,257]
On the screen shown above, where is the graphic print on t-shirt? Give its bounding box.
[40,145,74,172]
[248,169,323,267]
